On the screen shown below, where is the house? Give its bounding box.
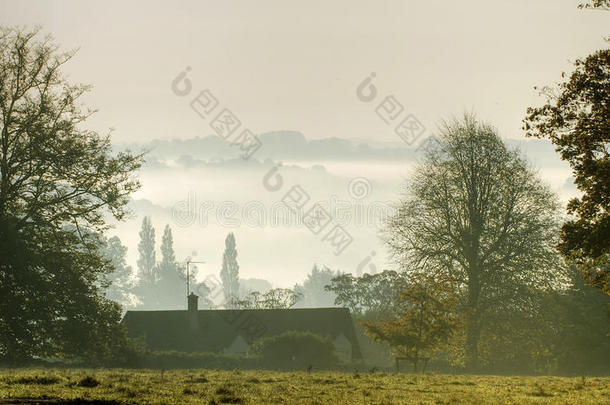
[122,293,362,362]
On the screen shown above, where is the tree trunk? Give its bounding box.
[465,311,480,371]
[465,273,481,371]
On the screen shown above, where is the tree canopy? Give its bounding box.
[524,49,610,295]
[101,235,134,306]
[294,264,339,308]
[578,0,610,10]
[230,288,302,309]
[220,232,240,307]
[362,273,456,372]
[0,27,142,363]
[386,114,565,369]
[326,270,406,317]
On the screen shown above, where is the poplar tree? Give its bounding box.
[157,225,185,308]
[220,232,240,307]
[134,216,158,308]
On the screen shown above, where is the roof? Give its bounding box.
[122,307,362,360]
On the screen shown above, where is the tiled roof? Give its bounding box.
[122,307,362,360]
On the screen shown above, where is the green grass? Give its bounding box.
[0,368,608,404]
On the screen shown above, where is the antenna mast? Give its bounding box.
[186,260,206,296]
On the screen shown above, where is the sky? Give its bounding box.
[0,0,606,290]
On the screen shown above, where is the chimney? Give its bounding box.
[188,292,199,330]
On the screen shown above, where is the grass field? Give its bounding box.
[0,368,609,404]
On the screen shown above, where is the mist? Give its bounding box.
[0,1,608,404]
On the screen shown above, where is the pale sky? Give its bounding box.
[0,0,605,289]
[1,0,607,143]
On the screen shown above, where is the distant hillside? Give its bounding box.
[114,130,565,168]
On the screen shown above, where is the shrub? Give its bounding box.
[77,375,100,387]
[248,330,341,370]
[10,375,62,385]
[140,350,256,369]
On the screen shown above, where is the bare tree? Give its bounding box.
[230,288,302,309]
[385,114,565,370]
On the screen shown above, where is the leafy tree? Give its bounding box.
[0,27,142,363]
[134,216,158,308]
[326,270,407,318]
[524,49,610,295]
[387,114,565,370]
[156,225,185,309]
[190,282,213,308]
[553,266,610,374]
[100,236,133,306]
[160,225,176,267]
[363,274,457,372]
[137,216,156,283]
[220,232,240,307]
[294,264,339,308]
[578,0,610,10]
[324,273,359,313]
[474,289,559,373]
